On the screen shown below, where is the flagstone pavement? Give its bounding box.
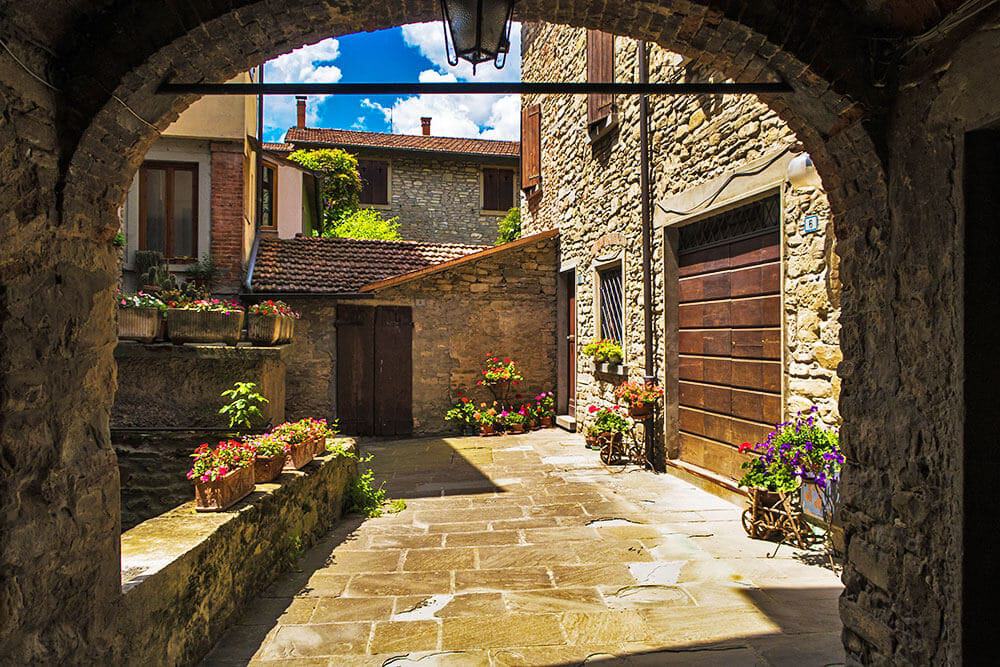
[202,429,844,666]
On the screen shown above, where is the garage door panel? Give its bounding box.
[678,356,733,385]
[729,233,780,269]
[679,433,748,481]
[679,408,775,448]
[731,359,782,392]
[730,388,782,423]
[730,263,780,299]
[678,243,732,278]
[679,271,730,302]
[679,381,732,415]
[679,330,732,356]
[731,328,781,359]
[729,295,781,328]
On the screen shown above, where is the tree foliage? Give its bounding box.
[495,207,521,245]
[328,208,402,241]
[287,149,361,232]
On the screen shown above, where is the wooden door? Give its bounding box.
[336,304,375,435]
[567,276,577,417]
[676,195,782,481]
[373,306,413,436]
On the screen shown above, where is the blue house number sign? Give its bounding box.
[802,214,821,234]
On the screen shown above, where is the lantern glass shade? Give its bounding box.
[441,0,515,68]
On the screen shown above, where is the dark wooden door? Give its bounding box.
[567,276,577,418]
[373,306,413,436]
[336,304,376,435]
[676,196,781,481]
[336,304,413,437]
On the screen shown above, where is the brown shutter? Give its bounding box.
[587,30,615,126]
[373,161,388,205]
[498,168,514,210]
[521,104,541,190]
[483,168,498,210]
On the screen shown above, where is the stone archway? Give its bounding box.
[1,0,894,663]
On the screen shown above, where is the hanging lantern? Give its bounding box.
[440,0,516,72]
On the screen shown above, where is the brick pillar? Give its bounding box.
[210,141,246,294]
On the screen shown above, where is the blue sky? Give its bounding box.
[263,23,521,143]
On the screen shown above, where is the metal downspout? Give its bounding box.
[638,40,659,470]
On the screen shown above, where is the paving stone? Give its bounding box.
[236,597,316,626]
[346,571,452,597]
[445,529,520,547]
[551,564,638,588]
[311,596,394,623]
[503,587,607,613]
[323,549,402,574]
[453,567,554,592]
[560,610,649,644]
[477,544,581,569]
[402,547,477,572]
[261,623,372,658]
[440,614,565,649]
[368,533,444,549]
[370,620,440,653]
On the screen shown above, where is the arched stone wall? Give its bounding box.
[1,0,900,663]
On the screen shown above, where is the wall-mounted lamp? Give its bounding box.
[787,153,824,190]
[440,0,516,73]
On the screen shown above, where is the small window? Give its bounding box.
[359,159,389,205]
[260,162,277,229]
[598,265,624,343]
[482,167,515,212]
[139,161,198,260]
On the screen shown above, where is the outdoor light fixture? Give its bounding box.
[787,153,824,190]
[440,0,516,72]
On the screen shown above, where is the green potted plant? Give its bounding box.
[445,391,479,435]
[582,339,624,372]
[247,299,300,345]
[502,408,528,434]
[476,355,524,404]
[270,418,338,468]
[166,298,245,345]
[473,403,499,436]
[187,439,256,511]
[243,433,289,483]
[587,404,633,464]
[614,381,664,418]
[116,290,166,343]
[535,391,556,427]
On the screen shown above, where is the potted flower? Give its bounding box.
[116,290,166,343]
[248,299,300,345]
[503,408,528,434]
[270,418,337,468]
[473,403,499,436]
[244,432,289,483]
[445,392,479,435]
[614,381,664,418]
[167,298,245,345]
[535,391,556,427]
[587,404,633,464]
[582,339,624,373]
[187,440,256,511]
[476,355,524,403]
[738,406,842,546]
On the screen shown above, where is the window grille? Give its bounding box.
[678,194,780,254]
[599,266,624,343]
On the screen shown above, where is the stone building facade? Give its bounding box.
[520,23,841,491]
[283,124,520,245]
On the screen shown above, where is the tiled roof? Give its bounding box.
[284,127,520,158]
[262,142,294,155]
[250,235,487,294]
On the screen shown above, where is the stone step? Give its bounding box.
[555,414,577,432]
[666,458,747,507]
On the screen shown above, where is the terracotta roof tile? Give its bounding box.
[250,235,487,294]
[285,127,519,158]
[263,142,294,155]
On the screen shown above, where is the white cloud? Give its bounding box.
[263,38,343,139]
[381,22,521,140]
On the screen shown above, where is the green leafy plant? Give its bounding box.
[587,404,633,434]
[186,253,217,290]
[348,453,389,517]
[287,148,362,232]
[115,290,166,311]
[495,207,521,245]
[113,231,126,247]
[472,402,500,428]
[500,409,526,427]
[738,406,843,492]
[171,298,243,314]
[387,499,407,514]
[325,437,356,458]
[534,391,555,418]
[445,389,478,432]
[328,207,402,241]
[219,381,269,432]
[582,338,624,364]
[614,381,664,408]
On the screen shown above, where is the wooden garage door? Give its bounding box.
[676,195,781,481]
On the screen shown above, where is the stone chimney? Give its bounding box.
[296,96,307,129]
[421,117,432,135]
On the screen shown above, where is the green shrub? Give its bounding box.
[328,208,402,241]
[219,381,269,432]
[495,207,521,245]
[287,149,362,232]
[348,454,389,517]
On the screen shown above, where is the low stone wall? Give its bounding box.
[113,342,289,428]
[117,448,356,666]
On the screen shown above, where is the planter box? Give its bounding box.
[310,436,328,458]
[167,308,244,345]
[628,404,654,419]
[540,416,554,428]
[193,465,255,512]
[284,442,315,470]
[118,307,162,343]
[509,423,526,434]
[248,314,296,346]
[595,361,627,376]
[254,454,286,483]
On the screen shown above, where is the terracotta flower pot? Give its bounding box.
[194,464,255,512]
[510,423,526,434]
[118,307,161,343]
[284,442,315,470]
[254,454,286,483]
[167,308,244,345]
[628,403,654,418]
[480,424,495,437]
[540,416,554,428]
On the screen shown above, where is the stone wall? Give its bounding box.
[112,342,288,428]
[118,449,356,665]
[353,149,519,245]
[520,23,842,460]
[283,233,559,434]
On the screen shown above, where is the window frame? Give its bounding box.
[594,258,625,347]
[480,165,517,214]
[137,160,199,261]
[358,158,391,208]
[260,159,278,230]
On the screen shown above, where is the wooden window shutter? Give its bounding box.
[587,30,615,125]
[521,104,541,190]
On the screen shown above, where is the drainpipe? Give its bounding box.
[255,64,265,229]
[638,40,658,469]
